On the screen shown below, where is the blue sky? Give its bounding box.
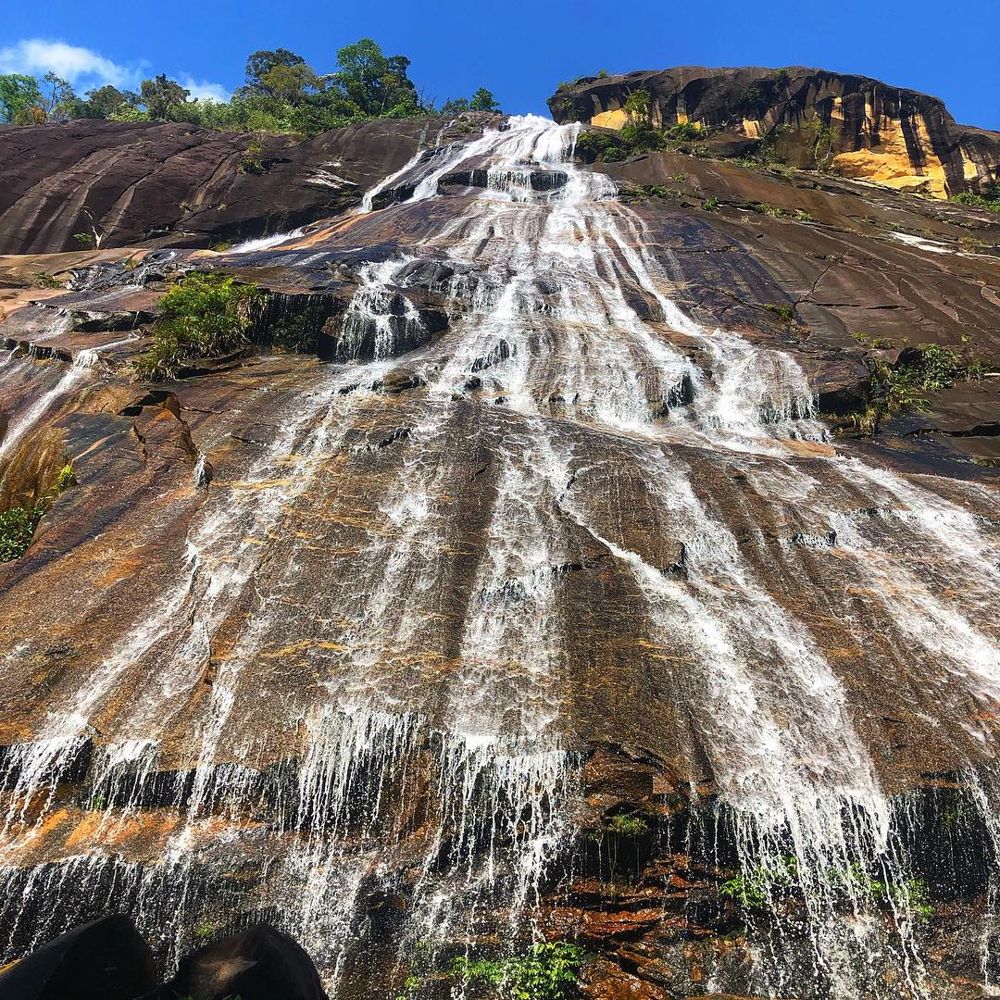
[2,0,998,128]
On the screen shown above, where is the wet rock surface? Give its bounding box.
[0,97,998,1000]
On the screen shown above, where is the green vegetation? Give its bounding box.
[0,505,45,562]
[867,341,986,418]
[832,339,991,435]
[765,303,797,324]
[135,273,264,380]
[451,941,583,1000]
[602,814,650,838]
[192,919,218,943]
[826,864,934,922]
[0,40,500,136]
[617,183,682,204]
[747,201,814,222]
[720,857,799,910]
[0,463,76,563]
[574,123,704,164]
[441,88,502,115]
[950,184,1000,213]
[720,858,934,923]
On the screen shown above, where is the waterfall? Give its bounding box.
[0,113,997,1000]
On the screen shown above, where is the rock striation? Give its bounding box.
[0,115,496,255]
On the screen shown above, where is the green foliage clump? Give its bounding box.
[574,130,625,162]
[623,89,650,125]
[135,273,264,380]
[442,88,502,115]
[720,857,799,910]
[451,942,583,1000]
[951,184,1000,213]
[665,120,701,141]
[618,123,664,153]
[0,73,43,124]
[833,338,991,435]
[0,462,76,563]
[826,864,934,922]
[765,303,797,324]
[603,814,650,838]
[0,506,45,562]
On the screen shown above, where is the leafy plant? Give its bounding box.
[623,89,650,126]
[833,340,991,435]
[603,814,650,838]
[134,272,264,380]
[53,464,75,493]
[0,506,45,562]
[950,184,1000,213]
[720,857,799,910]
[240,139,265,174]
[451,941,583,1000]
[765,303,797,324]
[665,120,700,141]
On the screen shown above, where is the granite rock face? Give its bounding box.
[550,66,1000,197]
[0,115,495,255]
[0,86,998,1000]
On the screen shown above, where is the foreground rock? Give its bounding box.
[154,925,326,1000]
[0,915,156,1000]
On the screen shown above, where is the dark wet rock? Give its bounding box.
[155,924,326,1000]
[0,914,156,1000]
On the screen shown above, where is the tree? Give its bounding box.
[441,96,470,115]
[623,89,650,126]
[245,48,307,92]
[259,62,317,104]
[81,85,131,119]
[469,87,501,112]
[40,73,79,122]
[334,38,419,118]
[0,73,42,125]
[139,74,190,119]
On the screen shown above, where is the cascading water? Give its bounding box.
[0,113,997,1000]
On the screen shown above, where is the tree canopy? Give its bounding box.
[0,39,502,136]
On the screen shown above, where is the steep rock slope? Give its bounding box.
[0,115,490,254]
[0,91,998,1000]
[550,66,1000,197]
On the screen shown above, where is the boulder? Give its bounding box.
[0,914,156,1000]
[156,924,326,1000]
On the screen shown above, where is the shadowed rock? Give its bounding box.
[154,924,326,1000]
[0,915,156,1000]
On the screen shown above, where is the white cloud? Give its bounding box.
[178,75,230,103]
[0,38,230,102]
[0,39,141,88]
